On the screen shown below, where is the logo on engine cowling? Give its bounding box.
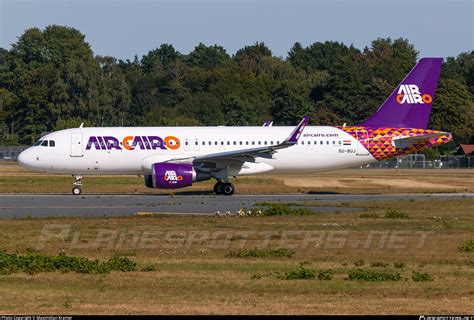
[164,170,183,183]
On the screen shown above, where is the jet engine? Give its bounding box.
[144,163,211,189]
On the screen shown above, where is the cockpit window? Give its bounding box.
[41,140,48,147]
[34,140,43,146]
[49,140,55,147]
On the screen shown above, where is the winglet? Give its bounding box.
[285,116,309,144]
[262,120,273,127]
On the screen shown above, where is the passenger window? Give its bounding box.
[264,141,267,145]
[246,141,249,145]
[41,140,48,147]
[227,141,230,145]
[326,141,329,145]
[270,141,273,145]
[333,141,335,145]
[239,141,242,145]
[320,141,323,145]
[252,141,255,145]
[233,141,236,145]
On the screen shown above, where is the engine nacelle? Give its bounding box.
[144,163,211,189]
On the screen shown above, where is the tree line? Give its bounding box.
[0,25,472,150]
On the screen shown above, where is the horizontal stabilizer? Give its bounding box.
[391,132,449,149]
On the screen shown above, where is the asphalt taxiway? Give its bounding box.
[0,193,472,218]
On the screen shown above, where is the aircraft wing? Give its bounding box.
[168,117,309,166]
[391,132,450,149]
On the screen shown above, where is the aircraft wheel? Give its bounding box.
[222,183,235,196]
[72,186,82,195]
[214,182,225,195]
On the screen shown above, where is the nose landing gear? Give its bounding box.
[72,175,83,195]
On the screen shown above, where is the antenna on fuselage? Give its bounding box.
[79,123,84,128]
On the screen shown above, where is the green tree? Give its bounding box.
[141,44,181,74]
[361,37,418,86]
[270,83,314,125]
[0,88,20,145]
[185,43,230,69]
[288,41,359,73]
[430,79,474,144]
[442,51,474,95]
[234,42,272,74]
[179,93,224,125]
[221,95,256,126]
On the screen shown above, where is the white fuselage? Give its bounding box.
[18,126,377,175]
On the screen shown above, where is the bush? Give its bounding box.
[283,264,316,280]
[385,209,409,219]
[354,259,365,267]
[0,251,137,274]
[141,264,157,272]
[318,269,334,280]
[412,271,434,282]
[359,212,379,219]
[458,240,474,252]
[347,269,402,281]
[227,248,294,259]
[107,255,137,272]
[393,261,406,269]
[370,261,389,268]
[260,204,316,216]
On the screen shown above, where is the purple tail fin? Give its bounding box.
[360,57,443,129]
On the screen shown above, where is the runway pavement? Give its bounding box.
[0,193,472,218]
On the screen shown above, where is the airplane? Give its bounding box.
[18,58,452,196]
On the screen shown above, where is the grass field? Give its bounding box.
[0,163,473,194]
[0,198,473,314]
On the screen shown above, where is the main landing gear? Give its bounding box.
[213,181,235,196]
[72,175,83,195]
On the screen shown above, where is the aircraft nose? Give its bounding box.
[17,150,27,166]
[17,148,33,168]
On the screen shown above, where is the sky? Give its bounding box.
[0,0,472,60]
